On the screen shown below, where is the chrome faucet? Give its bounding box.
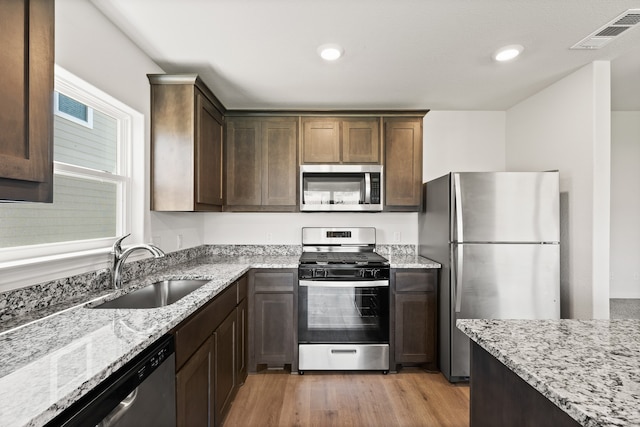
[111,234,165,289]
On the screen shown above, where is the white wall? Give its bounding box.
[423,111,506,181]
[506,62,611,319]
[56,0,204,253]
[610,112,640,298]
[203,212,417,245]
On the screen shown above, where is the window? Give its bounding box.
[0,66,135,261]
[54,92,94,128]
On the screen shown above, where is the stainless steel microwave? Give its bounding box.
[300,165,383,212]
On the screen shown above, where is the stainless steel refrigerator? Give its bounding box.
[419,171,560,383]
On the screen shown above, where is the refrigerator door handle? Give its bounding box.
[454,244,463,313]
[453,173,464,242]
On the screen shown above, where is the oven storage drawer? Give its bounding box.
[299,344,389,371]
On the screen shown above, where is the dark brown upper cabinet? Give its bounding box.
[148,74,225,212]
[384,117,423,210]
[226,117,298,211]
[301,117,380,164]
[0,0,54,203]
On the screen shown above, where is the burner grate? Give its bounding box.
[299,251,389,266]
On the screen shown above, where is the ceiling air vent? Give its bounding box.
[571,9,640,49]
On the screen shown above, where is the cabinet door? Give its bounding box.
[226,118,262,206]
[176,338,211,427]
[302,118,340,163]
[195,90,224,208]
[254,292,294,365]
[384,118,423,208]
[213,309,237,427]
[262,118,298,206]
[395,292,436,364]
[0,0,54,202]
[236,298,248,386]
[342,118,380,163]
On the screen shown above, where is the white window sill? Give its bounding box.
[0,248,112,293]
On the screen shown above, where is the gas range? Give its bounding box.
[297,227,390,373]
[298,227,390,280]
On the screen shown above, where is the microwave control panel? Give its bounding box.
[371,174,381,204]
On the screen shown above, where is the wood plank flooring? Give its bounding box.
[224,370,470,427]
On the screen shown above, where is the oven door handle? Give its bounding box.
[299,280,389,288]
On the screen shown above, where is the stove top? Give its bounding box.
[299,251,389,266]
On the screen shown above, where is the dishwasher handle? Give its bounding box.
[98,388,139,427]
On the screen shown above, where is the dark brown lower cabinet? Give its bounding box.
[248,269,297,372]
[173,274,248,427]
[254,292,293,365]
[176,337,211,427]
[392,269,438,371]
[213,309,237,424]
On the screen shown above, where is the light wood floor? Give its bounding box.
[224,369,470,427]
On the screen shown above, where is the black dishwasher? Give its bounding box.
[46,334,176,427]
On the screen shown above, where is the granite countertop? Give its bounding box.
[457,319,640,427]
[0,255,299,427]
[0,252,438,426]
[385,254,441,269]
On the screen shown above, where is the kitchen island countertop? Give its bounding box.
[0,253,438,426]
[457,318,640,427]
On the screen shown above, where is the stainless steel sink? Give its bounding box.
[92,279,210,309]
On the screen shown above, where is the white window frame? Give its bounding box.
[0,66,144,292]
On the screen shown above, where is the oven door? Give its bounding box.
[298,279,389,344]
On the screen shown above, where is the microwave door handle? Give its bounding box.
[364,173,371,204]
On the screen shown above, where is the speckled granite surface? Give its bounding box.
[0,259,268,427]
[0,245,207,330]
[0,245,438,427]
[386,255,441,269]
[457,319,640,427]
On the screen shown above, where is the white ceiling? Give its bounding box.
[91,0,640,111]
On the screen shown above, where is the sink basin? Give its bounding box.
[92,279,210,309]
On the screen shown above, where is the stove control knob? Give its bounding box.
[370,268,380,279]
[313,269,329,278]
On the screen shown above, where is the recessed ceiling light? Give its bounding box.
[493,44,524,62]
[318,44,344,61]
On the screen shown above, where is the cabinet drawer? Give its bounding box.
[254,271,295,293]
[395,269,437,293]
[175,282,237,369]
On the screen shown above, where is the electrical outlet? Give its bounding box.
[176,234,183,249]
[393,232,401,243]
[266,233,273,243]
